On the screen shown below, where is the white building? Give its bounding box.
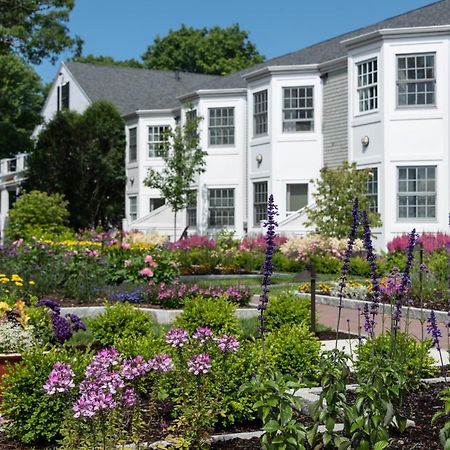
[3,0,450,248]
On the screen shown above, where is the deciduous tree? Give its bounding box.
[142,24,264,75]
[305,162,382,239]
[71,54,144,68]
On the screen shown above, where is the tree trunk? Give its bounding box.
[174,211,177,242]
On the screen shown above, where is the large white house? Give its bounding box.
[2,0,449,248]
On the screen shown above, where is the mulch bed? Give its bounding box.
[1,382,447,449]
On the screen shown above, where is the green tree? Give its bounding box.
[144,110,206,239]
[142,24,264,75]
[6,190,72,241]
[0,53,44,158]
[305,162,382,239]
[71,54,144,68]
[0,0,82,64]
[25,101,126,230]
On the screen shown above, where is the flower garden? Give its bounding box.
[0,200,448,449]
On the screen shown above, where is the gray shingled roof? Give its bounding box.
[64,61,219,115]
[202,0,450,90]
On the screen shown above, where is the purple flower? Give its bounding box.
[51,313,73,342]
[149,353,173,372]
[43,362,75,395]
[122,387,137,407]
[36,298,61,315]
[121,356,150,380]
[427,310,442,350]
[192,327,213,345]
[216,335,240,353]
[188,353,211,375]
[165,327,189,348]
[258,194,279,337]
[65,313,87,332]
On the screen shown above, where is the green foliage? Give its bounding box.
[265,292,310,332]
[0,53,43,158]
[0,347,91,444]
[6,190,72,241]
[305,162,382,239]
[272,252,305,273]
[309,254,341,274]
[432,387,450,449]
[356,332,437,388]
[0,0,82,64]
[142,24,264,75]
[348,256,371,277]
[114,332,165,360]
[240,370,308,450]
[88,303,155,347]
[26,101,126,229]
[71,53,144,68]
[174,295,239,335]
[144,109,206,237]
[265,324,320,381]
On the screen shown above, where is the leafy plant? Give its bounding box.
[174,295,239,335]
[0,347,91,444]
[265,292,311,331]
[88,302,155,346]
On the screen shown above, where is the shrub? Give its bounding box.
[265,323,320,382]
[174,296,239,335]
[356,332,437,389]
[6,190,72,241]
[88,303,155,346]
[114,332,165,360]
[265,292,310,331]
[310,254,342,274]
[348,256,371,277]
[0,347,91,444]
[272,252,305,273]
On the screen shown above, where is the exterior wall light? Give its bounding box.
[256,154,263,165]
[129,177,134,186]
[361,136,370,147]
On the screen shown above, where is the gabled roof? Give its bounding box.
[64,61,220,115]
[201,0,450,90]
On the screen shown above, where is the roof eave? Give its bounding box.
[243,64,320,82]
[342,25,450,50]
[178,88,248,102]
[122,108,179,120]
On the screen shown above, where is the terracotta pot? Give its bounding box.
[0,353,22,379]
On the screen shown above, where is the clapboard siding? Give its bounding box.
[322,69,348,168]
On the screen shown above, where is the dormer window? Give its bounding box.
[357,58,378,112]
[397,53,435,107]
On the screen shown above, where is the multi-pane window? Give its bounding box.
[286,184,308,214]
[61,82,70,109]
[148,126,170,157]
[129,196,137,221]
[366,168,378,213]
[129,128,137,162]
[398,166,436,219]
[149,198,165,212]
[253,181,268,225]
[283,87,314,132]
[253,90,268,136]
[397,54,435,107]
[357,58,378,112]
[208,188,234,227]
[186,191,197,228]
[209,108,235,145]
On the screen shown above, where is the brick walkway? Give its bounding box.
[317,303,450,349]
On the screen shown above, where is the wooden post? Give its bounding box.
[310,264,316,334]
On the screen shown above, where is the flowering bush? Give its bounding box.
[148,282,251,308]
[239,233,287,252]
[167,234,217,250]
[0,321,36,353]
[387,232,449,253]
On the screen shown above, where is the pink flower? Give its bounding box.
[124,259,132,268]
[139,267,153,277]
[121,243,131,250]
[144,255,157,267]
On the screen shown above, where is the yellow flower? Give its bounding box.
[29,280,35,285]
[0,302,10,312]
[11,274,23,282]
[15,282,23,287]
[0,277,9,284]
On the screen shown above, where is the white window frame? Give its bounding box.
[129,196,137,221]
[186,190,197,228]
[208,188,235,227]
[128,127,137,163]
[208,108,235,146]
[397,166,437,220]
[148,125,170,158]
[149,197,165,212]
[253,181,268,225]
[286,183,308,215]
[253,90,268,136]
[365,167,378,213]
[357,58,378,113]
[282,86,314,132]
[396,53,436,108]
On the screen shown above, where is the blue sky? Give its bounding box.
[35,0,437,83]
